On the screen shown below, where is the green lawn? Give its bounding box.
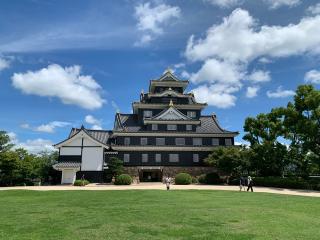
[0,190,319,240]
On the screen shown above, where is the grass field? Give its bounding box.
[0,190,319,240]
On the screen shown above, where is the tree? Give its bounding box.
[104,157,124,182]
[205,146,250,176]
[0,131,13,153]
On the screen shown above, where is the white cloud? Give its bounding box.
[192,84,239,108]
[246,86,260,98]
[246,70,271,83]
[267,86,295,98]
[134,2,181,46]
[263,0,300,9]
[21,121,70,133]
[184,8,320,107]
[11,64,105,110]
[258,57,272,64]
[0,57,10,71]
[111,100,120,112]
[304,69,320,84]
[8,132,55,154]
[190,58,244,84]
[307,3,320,16]
[204,0,242,8]
[85,115,102,130]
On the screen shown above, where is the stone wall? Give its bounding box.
[124,166,217,183]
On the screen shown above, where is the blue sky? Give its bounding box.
[0,0,320,153]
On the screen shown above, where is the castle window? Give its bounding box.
[169,154,179,162]
[124,137,130,146]
[140,138,148,145]
[124,154,130,163]
[187,111,196,118]
[175,138,185,146]
[167,124,177,131]
[144,110,152,118]
[156,138,165,146]
[142,154,148,163]
[193,154,199,163]
[193,138,202,146]
[225,138,232,146]
[152,124,158,131]
[186,125,192,131]
[212,138,219,146]
[155,154,161,163]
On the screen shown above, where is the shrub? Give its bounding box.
[74,179,90,186]
[198,172,222,185]
[175,173,192,185]
[198,174,207,184]
[253,177,311,190]
[114,174,132,185]
[192,176,198,184]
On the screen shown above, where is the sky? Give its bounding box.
[1,0,320,153]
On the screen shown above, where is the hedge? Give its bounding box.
[74,179,90,186]
[114,174,132,185]
[175,173,192,185]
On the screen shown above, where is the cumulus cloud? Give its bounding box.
[85,115,102,130]
[246,86,260,98]
[192,84,239,108]
[184,8,320,108]
[11,64,105,110]
[267,86,295,98]
[304,69,320,84]
[134,2,180,46]
[307,3,320,16]
[8,132,55,154]
[21,121,70,133]
[0,57,10,71]
[246,70,271,83]
[263,0,301,9]
[204,0,242,8]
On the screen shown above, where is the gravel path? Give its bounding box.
[1,183,320,197]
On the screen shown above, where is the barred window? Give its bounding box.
[193,154,199,163]
[187,111,196,118]
[169,154,179,162]
[186,125,192,131]
[167,124,177,131]
[225,138,232,146]
[124,154,130,163]
[175,138,185,146]
[140,138,148,146]
[212,138,219,146]
[124,137,130,146]
[152,124,158,131]
[142,154,148,163]
[156,138,165,146]
[193,138,202,146]
[155,154,161,163]
[144,110,152,118]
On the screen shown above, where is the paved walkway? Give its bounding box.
[1,183,320,197]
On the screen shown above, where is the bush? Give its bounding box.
[253,177,311,190]
[192,176,198,184]
[74,179,90,186]
[114,174,132,185]
[175,173,192,185]
[198,172,222,185]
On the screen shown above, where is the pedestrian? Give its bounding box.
[247,176,254,192]
[165,176,171,190]
[239,176,245,191]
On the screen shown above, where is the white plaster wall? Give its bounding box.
[60,147,81,155]
[61,170,77,184]
[83,138,100,146]
[81,147,103,171]
[64,137,82,146]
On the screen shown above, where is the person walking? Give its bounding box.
[165,176,171,190]
[239,176,245,191]
[247,176,254,192]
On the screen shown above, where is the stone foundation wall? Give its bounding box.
[124,166,217,183]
